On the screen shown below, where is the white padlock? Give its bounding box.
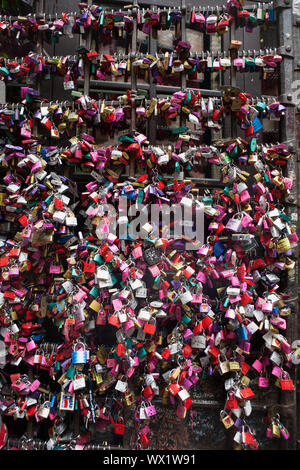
[73,376,86,391]
[138,309,151,322]
[115,379,128,393]
[180,288,193,304]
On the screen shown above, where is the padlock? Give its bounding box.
[220,410,234,429]
[72,341,88,365]
[115,378,128,393]
[144,402,156,417]
[37,401,50,419]
[114,418,125,435]
[73,375,86,391]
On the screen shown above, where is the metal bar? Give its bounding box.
[276,0,297,450]
[4,438,122,450]
[129,0,138,177]
[229,11,237,139]
[83,0,93,97]
[26,0,45,442]
[147,4,158,145]
[1,47,281,65]
[77,78,222,96]
[180,0,187,131]
[72,172,226,187]
[289,0,300,451]
[4,2,273,20]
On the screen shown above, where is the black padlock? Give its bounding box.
[143,246,162,266]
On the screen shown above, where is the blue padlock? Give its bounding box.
[213,240,226,257]
[236,326,248,341]
[252,117,263,134]
[72,341,88,365]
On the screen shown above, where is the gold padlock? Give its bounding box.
[170,367,181,381]
[229,361,240,371]
[146,343,156,353]
[276,237,291,254]
[94,373,103,385]
[241,376,250,386]
[219,360,230,375]
[285,258,295,270]
[220,411,234,429]
[11,311,18,321]
[272,423,281,438]
[125,392,135,406]
[97,346,108,365]
[275,377,282,388]
[229,39,242,50]
[156,334,163,345]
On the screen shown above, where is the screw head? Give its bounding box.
[286,45,292,52]
[287,93,292,100]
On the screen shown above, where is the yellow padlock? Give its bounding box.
[89,300,101,313]
[220,411,234,429]
[229,361,240,371]
[241,376,250,386]
[272,423,281,438]
[277,238,291,254]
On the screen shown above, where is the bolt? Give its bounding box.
[297,18,300,25]
[286,45,292,52]
[284,0,290,4]
[287,93,292,100]
[297,61,300,68]
[288,143,294,152]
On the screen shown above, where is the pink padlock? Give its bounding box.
[240,189,250,203]
[262,302,273,313]
[258,377,269,388]
[73,290,87,302]
[183,328,194,340]
[26,340,37,352]
[198,245,209,256]
[272,365,282,377]
[132,246,143,259]
[234,58,244,67]
[112,299,123,311]
[123,319,135,332]
[231,276,240,287]
[252,359,263,373]
[107,358,117,368]
[191,294,203,303]
[29,379,40,393]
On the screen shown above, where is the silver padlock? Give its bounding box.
[38,401,51,419]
